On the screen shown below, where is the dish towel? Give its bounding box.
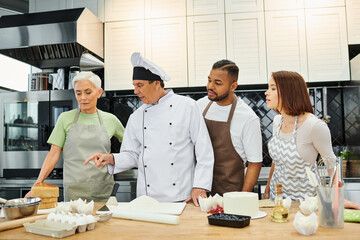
[344,209,360,222]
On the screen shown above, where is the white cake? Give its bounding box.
[223,192,259,217]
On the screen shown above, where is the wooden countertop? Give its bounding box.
[1,202,359,239]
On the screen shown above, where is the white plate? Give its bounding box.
[251,210,267,219]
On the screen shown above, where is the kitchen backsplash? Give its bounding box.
[99,83,360,168]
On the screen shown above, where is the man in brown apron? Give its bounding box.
[199,60,262,196]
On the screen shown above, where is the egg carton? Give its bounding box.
[24,218,97,238]
[47,213,97,233]
[24,220,77,238]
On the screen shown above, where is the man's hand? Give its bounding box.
[185,188,207,207]
[84,153,114,167]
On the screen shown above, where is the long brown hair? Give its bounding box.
[272,71,314,116]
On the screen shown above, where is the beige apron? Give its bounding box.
[203,95,245,196]
[63,109,114,202]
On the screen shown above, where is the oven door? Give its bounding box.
[0,90,77,178]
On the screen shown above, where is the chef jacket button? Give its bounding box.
[145,110,147,112]
[169,142,172,145]
[169,122,172,125]
[144,127,147,129]
[144,165,147,168]
[171,163,174,165]
[147,184,150,187]
[173,183,176,186]
[170,105,172,107]
[144,146,147,149]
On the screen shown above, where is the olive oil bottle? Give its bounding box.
[270,183,289,223]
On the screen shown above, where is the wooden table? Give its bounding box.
[0,202,359,239]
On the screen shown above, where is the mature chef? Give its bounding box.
[25,71,125,202]
[197,60,262,195]
[85,52,214,206]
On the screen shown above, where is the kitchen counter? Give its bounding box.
[0,202,359,239]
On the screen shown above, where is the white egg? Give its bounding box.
[68,216,77,225]
[47,212,56,221]
[85,215,96,224]
[76,216,87,226]
[54,213,63,222]
[61,214,70,224]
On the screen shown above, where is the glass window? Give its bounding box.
[3,102,38,151]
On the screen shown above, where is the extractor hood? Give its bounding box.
[0,7,103,70]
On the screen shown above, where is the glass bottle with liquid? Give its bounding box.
[270,183,289,223]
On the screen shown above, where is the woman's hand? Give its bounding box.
[84,153,114,167]
[344,198,360,210]
[263,190,270,199]
[24,191,31,198]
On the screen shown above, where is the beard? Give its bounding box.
[207,90,230,102]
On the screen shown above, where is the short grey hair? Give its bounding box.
[72,71,101,90]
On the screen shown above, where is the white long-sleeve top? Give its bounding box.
[273,114,336,166]
[108,90,214,202]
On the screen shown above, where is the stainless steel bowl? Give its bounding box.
[1,197,41,220]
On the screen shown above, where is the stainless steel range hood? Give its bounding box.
[0,7,103,69]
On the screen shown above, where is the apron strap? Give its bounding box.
[292,116,298,142]
[72,108,81,124]
[72,108,104,125]
[97,110,104,125]
[227,94,238,124]
[203,101,213,117]
[277,117,283,136]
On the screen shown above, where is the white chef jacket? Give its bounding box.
[108,90,214,202]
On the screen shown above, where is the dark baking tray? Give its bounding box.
[207,213,251,228]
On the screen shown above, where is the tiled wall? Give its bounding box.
[104,84,360,167]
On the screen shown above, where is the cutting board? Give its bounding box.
[114,202,187,215]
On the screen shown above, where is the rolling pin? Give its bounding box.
[112,210,180,225]
[0,214,47,232]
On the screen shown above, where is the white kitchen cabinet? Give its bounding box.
[29,0,66,12]
[145,0,186,19]
[225,0,263,13]
[187,0,224,15]
[305,7,349,82]
[145,17,187,88]
[265,10,308,81]
[304,0,345,8]
[104,21,145,91]
[264,0,304,10]
[187,15,226,87]
[67,0,104,22]
[226,12,267,84]
[104,0,144,22]
[346,0,360,44]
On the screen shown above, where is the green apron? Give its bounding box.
[63,108,114,202]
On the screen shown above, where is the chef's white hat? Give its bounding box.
[131,52,171,82]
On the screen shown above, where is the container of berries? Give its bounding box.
[207,213,251,228]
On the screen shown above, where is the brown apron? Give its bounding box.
[203,95,245,196]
